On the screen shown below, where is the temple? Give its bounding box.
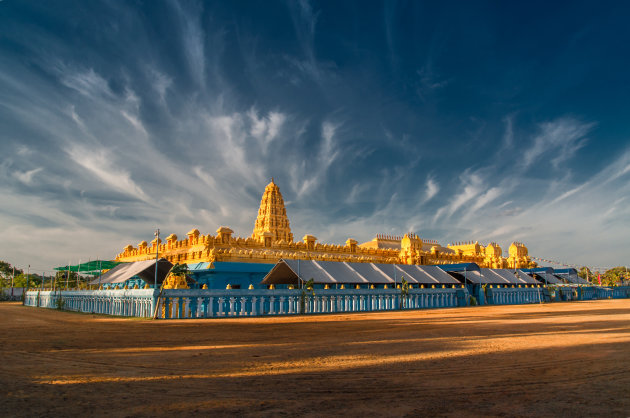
[115,179,535,269]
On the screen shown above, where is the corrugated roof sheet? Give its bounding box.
[479,269,520,284]
[515,269,544,285]
[89,259,173,285]
[262,259,461,285]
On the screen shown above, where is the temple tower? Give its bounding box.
[399,233,422,265]
[252,179,294,245]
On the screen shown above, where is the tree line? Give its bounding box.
[0,260,85,289]
[578,266,629,286]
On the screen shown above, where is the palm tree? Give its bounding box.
[169,263,189,277]
[400,277,409,309]
[152,263,190,319]
[300,278,315,314]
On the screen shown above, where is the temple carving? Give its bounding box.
[115,179,535,269]
[252,179,293,245]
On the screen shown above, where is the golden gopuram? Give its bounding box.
[115,179,535,269]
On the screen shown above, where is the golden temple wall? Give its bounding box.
[115,180,534,269]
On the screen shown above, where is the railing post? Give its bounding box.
[251,296,258,316]
[269,296,275,315]
[217,297,224,316]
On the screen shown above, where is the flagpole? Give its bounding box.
[98,259,102,289]
[154,229,160,289]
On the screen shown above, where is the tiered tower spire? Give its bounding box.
[252,178,293,244]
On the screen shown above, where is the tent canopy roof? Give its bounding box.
[553,272,590,285]
[515,270,545,285]
[89,259,173,285]
[55,260,121,275]
[520,267,554,274]
[187,261,275,273]
[261,259,460,285]
[479,268,539,285]
[437,263,481,272]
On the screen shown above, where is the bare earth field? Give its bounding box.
[1,300,629,417]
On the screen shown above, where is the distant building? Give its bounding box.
[115,179,534,269]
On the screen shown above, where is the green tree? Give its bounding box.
[0,261,23,289]
[300,279,315,314]
[53,271,79,289]
[578,266,593,282]
[12,273,41,288]
[169,263,189,277]
[0,261,23,278]
[602,267,629,286]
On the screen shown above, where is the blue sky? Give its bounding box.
[1,0,629,275]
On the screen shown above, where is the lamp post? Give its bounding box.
[154,229,160,289]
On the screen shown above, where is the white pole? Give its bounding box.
[154,229,160,289]
[98,259,102,289]
[393,264,396,288]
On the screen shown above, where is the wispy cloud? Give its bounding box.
[424,177,439,201]
[434,170,485,222]
[416,62,450,102]
[470,187,503,212]
[294,120,340,198]
[247,108,286,152]
[13,168,43,185]
[0,1,627,273]
[66,146,148,200]
[522,117,594,169]
[60,68,113,98]
[171,1,206,88]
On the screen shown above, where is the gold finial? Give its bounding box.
[271,177,274,183]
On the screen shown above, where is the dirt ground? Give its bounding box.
[1,300,629,417]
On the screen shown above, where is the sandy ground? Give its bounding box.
[1,300,629,417]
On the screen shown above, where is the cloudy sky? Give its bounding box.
[1,1,629,274]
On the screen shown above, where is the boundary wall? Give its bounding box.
[24,288,467,318]
[485,287,545,304]
[23,286,630,319]
[156,287,467,319]
[25,289,155,317]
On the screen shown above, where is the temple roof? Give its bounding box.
[252,179,293,243]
